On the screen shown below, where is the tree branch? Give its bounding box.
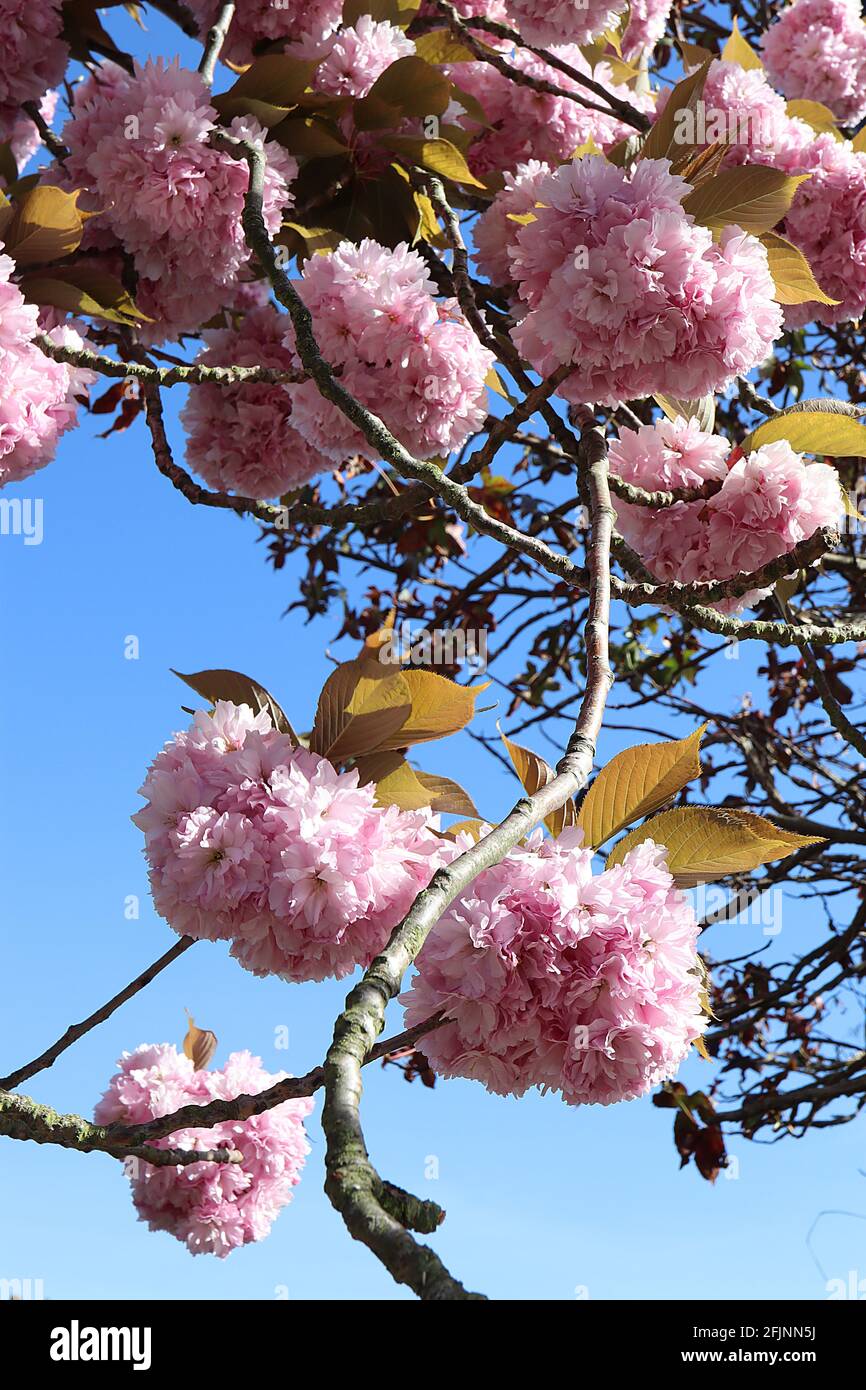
[319,420,614,1300]
[0,937,196,1092]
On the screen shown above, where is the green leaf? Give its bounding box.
[0,142,17,187]
[577,725,707,850]
[213,55,319,123]
[654,393,715,433]
[275,117,350,158]
[744,406,866,457]
[500,728,577,837]
[720,17,763,71]
[606,806,824,887]
[759,231,839,306]
[354,56,452,131]
[382,135,487,188]
[172,668,299,743]
[681,166,809,235]
[605,132,644,168]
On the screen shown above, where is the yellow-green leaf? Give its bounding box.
[775,570,803,606]
[501,729,578,837]
[579,44,638,85]
[759,230,840,306]
[414,29,475,63]
[412,190,446,246]
[355,749,478,816]
[606,806,824,887]
[639,59,711,163]
[744,407,866,458]
[681,167,809,235]
[439,817,487,843]
[853,126,866,154]
[19,266,150,325]
[577,725,707,850]
[182,1012,218,1071]
[373,669,489,750]
[485,366,518,405]
[654,393,715,433]
[678,40,714,68]
[383,134,487,188]
[0,185,90,266]
[841,483,866,522]
[720,17,763,71]
[172,668,298,742]
[342,0,420,27]
[310,655,412,762]
[569,136,603,159]
[785,99,841,139]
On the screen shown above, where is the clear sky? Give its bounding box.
[1,6,864,1303]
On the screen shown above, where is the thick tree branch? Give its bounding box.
[318,421,614,1300]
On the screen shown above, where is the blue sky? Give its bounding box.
[1,4,865,1303]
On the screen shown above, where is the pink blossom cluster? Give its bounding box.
[781,133,866,327]
[669,58,814,170]
[401,829,705,1106]
[0,256,94,486]
[180,304,333,496]
[60,60,297,341]
[611,416,841,612]
[185,0,343,68]
[504,0,629,48]
[452,45,650,176]
[2,91,59,183]
[95,1045,313,1257]
[622,0,673,60]
[0,0,67,144]
[510,156,783,407]
[473,161,551,284]
[283,239,494,462]
[135,701,445,983]
[315,15,414,98]
[655,59,866,326]
[762,0,866,125]
[420,0,512,28]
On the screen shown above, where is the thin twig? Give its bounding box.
[0,937,196,1092]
